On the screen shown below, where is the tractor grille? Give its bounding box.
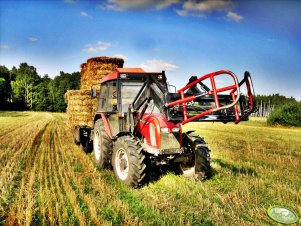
[160,132,181,151]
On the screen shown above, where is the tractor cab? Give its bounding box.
[93,68,168,139]
[94,68,163,114]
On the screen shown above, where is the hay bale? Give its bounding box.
[65,89,99,128]
[65,56,124,129]
[80,56,124,90]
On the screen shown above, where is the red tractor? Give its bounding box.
[76,68,255,187]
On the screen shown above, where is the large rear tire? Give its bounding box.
[112,136,147,188]
[93,119,113,169]
[178,134,212,180]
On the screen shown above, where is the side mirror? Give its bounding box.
[91,88,97,98]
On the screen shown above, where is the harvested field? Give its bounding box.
[0,112,300,225]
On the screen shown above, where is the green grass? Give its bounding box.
[0,112,300,225]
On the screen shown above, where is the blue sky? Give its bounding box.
[0,0,300,100]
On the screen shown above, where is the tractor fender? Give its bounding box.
[94,113,102,124]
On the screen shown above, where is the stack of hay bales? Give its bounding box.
[65,56,124,128]
[80,57,124,90]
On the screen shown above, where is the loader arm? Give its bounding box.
[128,74,170,133]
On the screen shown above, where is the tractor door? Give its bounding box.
[98,81,118,112]
[97,81,120,136]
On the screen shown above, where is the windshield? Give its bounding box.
[121,82,144,112]
[120,81,160,113]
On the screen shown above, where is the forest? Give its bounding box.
[0,62,299,112]
[0,63,80,112]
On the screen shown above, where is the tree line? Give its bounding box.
[255,94,297,108]
[252,93,298,117]
[0,63,80,112]
[0,62,299,113]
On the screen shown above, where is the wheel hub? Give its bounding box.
[93,131,101,161]
[115,148,129,180]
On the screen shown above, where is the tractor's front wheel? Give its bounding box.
[177,134,212,180]
[112,136,147,188]
[93,119,113,169]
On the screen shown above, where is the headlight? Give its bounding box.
[160,127,169,133]
[149,123,157,146]
[172,127,180,132]
[120,73,127,78]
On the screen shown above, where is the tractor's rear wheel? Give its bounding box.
[177,134,212,180]
[112,136,146,188]
[93,119,113,169]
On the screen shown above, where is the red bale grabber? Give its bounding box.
[166,70,256,125]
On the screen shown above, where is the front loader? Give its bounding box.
[75,68,255,187]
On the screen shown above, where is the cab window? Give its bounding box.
[120,81,160,113]
[120,81,143,112]
[98,81,117,112]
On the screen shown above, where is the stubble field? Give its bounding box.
[0,111,300,225]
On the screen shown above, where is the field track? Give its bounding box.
[0,112,300,225]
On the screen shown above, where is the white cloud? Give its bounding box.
[100,0,179,11]
[152,0,179,9]
[114,54,128,60]
[226,11,243,22]
[80,11,92,18]
[82,41,112,53]
[97,0,244,23]
[177,0,233,17]
[28,37,38,42]
[139,59,178,72]
[0,44,10,49]
[80,12,88,17]
[98,0,244,22]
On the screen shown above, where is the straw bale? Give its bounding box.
[80,56,124,90]
[65,90,94,102]
[65,89,99,128]
[65,56,124,128]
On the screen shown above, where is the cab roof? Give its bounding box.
[100,68,146,83]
